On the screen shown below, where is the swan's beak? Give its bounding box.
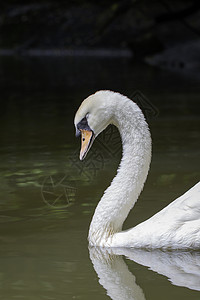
[80,129,95,160]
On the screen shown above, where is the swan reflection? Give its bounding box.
[89,247,200,300]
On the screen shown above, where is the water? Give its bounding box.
[0,55,200,300]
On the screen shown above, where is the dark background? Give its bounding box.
[0,0,200,77]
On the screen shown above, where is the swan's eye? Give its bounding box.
[83,138,85,141]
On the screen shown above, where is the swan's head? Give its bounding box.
[74,90,116,160]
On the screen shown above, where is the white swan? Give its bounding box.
[74,90,200,249]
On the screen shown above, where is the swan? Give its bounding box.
[74,90,200,249]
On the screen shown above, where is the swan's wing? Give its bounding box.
[113,182,200,249]
[145,181,200,225]
[160,181,200,221]
[134,181,200,249]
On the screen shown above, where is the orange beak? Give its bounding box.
[80,129,95,160]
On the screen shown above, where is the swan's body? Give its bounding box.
[74,90,200,249]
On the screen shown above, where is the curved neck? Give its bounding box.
[88,98,151,246]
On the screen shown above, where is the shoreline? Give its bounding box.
[0,48,133,58]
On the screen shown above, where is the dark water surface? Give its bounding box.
[0,56,200,300]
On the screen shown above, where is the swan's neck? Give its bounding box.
[88,98,151,246]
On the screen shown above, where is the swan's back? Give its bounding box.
[156,181,200,222]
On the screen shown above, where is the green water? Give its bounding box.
[0,56,200,299]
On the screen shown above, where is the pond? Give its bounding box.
[0,55,200,300]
